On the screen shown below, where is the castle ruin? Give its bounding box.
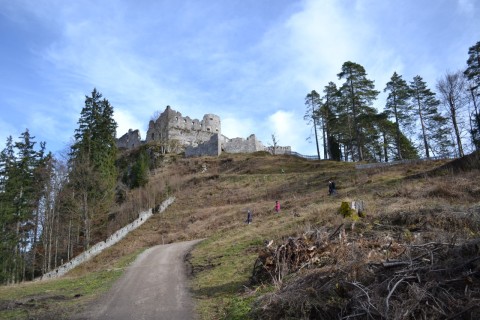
[117,129,142,150]
[117,105,291,157]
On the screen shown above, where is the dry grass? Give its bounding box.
[2,151,479,319]
[64,153,480,319]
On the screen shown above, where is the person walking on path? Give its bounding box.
[246,209,252,224]
[274,200,281,213]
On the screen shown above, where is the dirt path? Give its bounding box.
[77,239,202,320]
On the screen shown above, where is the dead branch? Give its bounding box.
[329,223,344,240]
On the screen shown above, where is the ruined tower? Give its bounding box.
[146,106,221,151]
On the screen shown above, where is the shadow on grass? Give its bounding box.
[192,280,247,298]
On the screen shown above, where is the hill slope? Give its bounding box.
[1,152,479,319]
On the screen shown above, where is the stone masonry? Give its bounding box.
[117,129,142,149]
[117,105,291,157]
[185,134,221,157]
[38,197,175,280]
[146,105,221,148]
[222,134,265,153]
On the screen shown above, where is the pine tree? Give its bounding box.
[375,113,418,162]
[384,72,413,159]
[464,41,480,150]
[410,76,452,158]
[320,82,342,160]
[464,41,480,91]
[337,61,380,161]
[304,90,322,160]
[356,106,384,161]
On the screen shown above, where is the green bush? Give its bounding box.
[338,202,354,217]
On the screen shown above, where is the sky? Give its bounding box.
[1,0,479,157]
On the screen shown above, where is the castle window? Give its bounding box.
[175,117,178,121]
[207,128,211,131]
[210,117,213,121]
[151,133,154,140]
[184,119,187,123]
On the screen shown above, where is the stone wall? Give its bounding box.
[222,134,265,154]
[117,129,142,149]
[117,105,292,157]
[146,106,221,148]
[185,134,221,157]
[266,145,292,155]
[38,197,175,280]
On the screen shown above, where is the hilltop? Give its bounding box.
[1,150,479,319]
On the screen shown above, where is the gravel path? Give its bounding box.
[77,239,202,320]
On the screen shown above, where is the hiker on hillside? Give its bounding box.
[246,209,252,224]
[328,180,336,195]
[274,200,281,213]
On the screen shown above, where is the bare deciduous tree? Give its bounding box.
[436,71,467,157]
[270,133,279,155]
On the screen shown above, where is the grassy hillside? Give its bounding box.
[1,152,479,319]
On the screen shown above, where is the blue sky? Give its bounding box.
[1,0,479,156]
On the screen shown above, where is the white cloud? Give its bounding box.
[221,117,257,140]
[2,0,479,157]
[266,110,316,155]
[114,108,145,140]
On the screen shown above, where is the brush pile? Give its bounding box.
[251,224,349,285]
[250,220,480,319]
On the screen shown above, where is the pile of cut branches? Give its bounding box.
[251,224,348,285]
[250,223,480,319]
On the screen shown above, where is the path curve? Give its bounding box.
[78,239,202,320]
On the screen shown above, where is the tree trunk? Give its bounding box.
[313,115,320,161]
[383,131,389,162]
[326,122,332,160]
[31,206,40,280]
[83,192,90,250]
[321,118,327,160]
[349,80,363,161]
[470,87,479,151]
[418,102,430,158]
[451,109,464,157]
[393,98,402,160]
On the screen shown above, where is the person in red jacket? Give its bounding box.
[274,200,280,213]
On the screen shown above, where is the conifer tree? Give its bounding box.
[410,76,452,158]
[131,150,149,188]
[375,113,418,162]
[319,82,342,160]
[0,136,16,283]
[69,88,118,249]
[13,129,39,281]
[384,72,413,159]
[464,41,480,91]
[337,61,380,161]
[464,41,480,150]
[304,90,322,160]
[0,131,47,283]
